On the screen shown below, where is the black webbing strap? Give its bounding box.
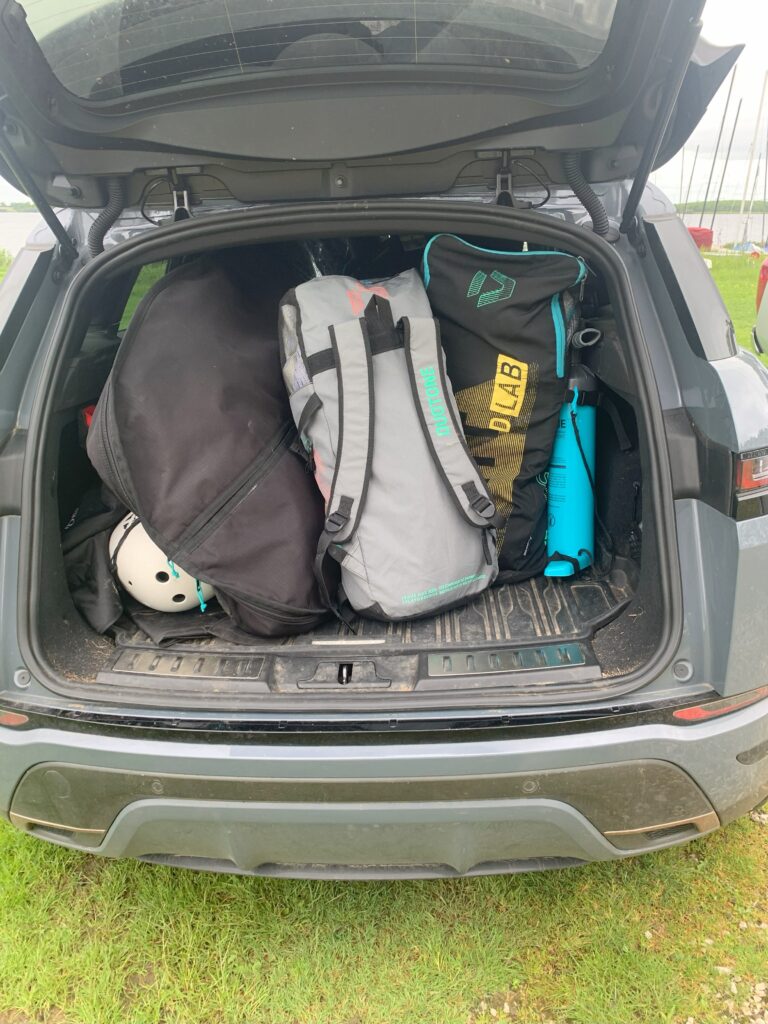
[314,317,375,618]
[545,550,589,574]
[297,391,323,441]
[108,514,142,575]
[324,494,355,535]
[598,393,633,453]
[306,298,404,378]
[462,480,505,529]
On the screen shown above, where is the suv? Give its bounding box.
[0,0,766,879]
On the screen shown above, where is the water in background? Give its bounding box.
[680,211,768,248]
[0,212,43,255]
[0,208,764,256]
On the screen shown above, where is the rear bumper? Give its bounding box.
[30,796,647,878]
[2,696,768,877]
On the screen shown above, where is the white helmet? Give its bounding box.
[109,513,214,613]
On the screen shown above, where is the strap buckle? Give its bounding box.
[326,495,354,534]
[325,509,350,534]
[470,493,494,517]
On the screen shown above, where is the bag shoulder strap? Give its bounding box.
[314,317,374,620]
[323,317,374,543]
[402,316,499,529]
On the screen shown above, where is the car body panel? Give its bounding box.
[2,689,767,876]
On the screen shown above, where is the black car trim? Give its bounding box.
[0,685,727,741]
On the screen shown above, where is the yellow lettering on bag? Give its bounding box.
[489,354,528,420]
[489,416,511,433]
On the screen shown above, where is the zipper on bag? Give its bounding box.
[551,294,567,379]
[172,420,296,559]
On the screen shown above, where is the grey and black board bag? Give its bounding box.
[279,269,499,621]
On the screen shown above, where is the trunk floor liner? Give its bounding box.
[112,561,635,657]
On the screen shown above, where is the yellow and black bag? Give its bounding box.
[423,234,586,582]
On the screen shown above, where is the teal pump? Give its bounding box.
[544,365,599,578]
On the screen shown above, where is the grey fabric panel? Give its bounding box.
[325,319,374,544]
[402,316,497,528]
[342,347,496,618]
[292,269,431,360]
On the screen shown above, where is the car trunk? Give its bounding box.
[27,202,672,710]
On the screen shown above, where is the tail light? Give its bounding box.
[673,685,768,722]
[733,449,768,520]
[757,259,768,313]
[735,451,768,492]
[0,710,29,727]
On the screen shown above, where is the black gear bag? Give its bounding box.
[87,251,328,637]
[423,233,587,582]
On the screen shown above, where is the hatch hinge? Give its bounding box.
[172,187,191,222]
[494,152,550,210]
[625,216,647,258]
[0,114,78,269]
[163,167,193,221]
[495,152,514,207]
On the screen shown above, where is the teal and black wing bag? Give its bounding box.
[423,234,586,582]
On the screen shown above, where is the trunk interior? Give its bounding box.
[35,223,666,707]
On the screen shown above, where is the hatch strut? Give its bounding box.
[619,16,704,242]
[0,115,78,265]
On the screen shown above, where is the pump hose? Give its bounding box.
[88,177,127,258]
[562,153,610,238]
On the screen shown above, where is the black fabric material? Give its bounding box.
[424,235,584,583]
[64,530,124,634]
[87,250,329,637]
[62,490,126,634]
[122,597,228,645]
[599,393,633,452]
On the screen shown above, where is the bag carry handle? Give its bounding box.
[402,316,499,530]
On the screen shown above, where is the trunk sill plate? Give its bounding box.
[428,642,587,677]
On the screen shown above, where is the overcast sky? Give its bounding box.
[652,0,768,204]
[0,0,766,206]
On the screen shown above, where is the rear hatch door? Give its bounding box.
[0,0,740,214]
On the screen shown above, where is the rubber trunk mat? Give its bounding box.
[112,560,635,657]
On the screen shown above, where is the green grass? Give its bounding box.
[679,200,768,215]
[0,817,767,1024]
[0,246,767,1024]
[118,262,167,330]
[709,254,764,360]
[0,248,12,279]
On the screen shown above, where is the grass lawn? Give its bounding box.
[709,254,765,362]
[0,246,767,1024]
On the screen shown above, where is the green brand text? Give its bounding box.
[419,366,451,437]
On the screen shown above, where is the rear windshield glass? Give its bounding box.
[23,0,618,100]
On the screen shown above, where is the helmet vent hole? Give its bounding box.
[155,571,169,583]
[172,594,186,604]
